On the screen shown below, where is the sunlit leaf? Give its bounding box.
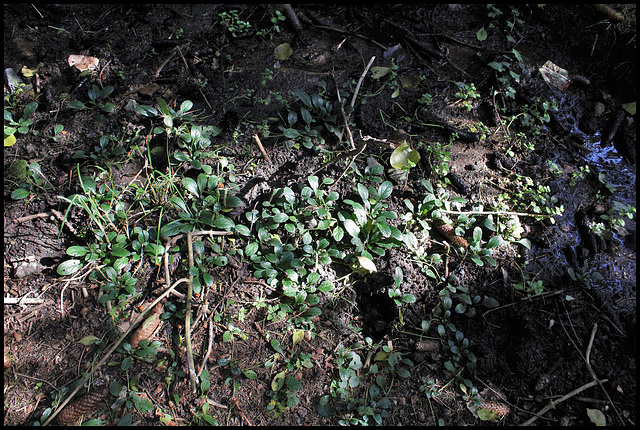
[390,141,421,171]
[78,335,100,346]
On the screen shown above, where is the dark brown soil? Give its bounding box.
[4,4,636,426]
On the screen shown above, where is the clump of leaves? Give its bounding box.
[339,181,402,262]
[69,85,115,114]
[4,101,39,146]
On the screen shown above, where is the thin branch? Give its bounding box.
[43,277,189,426]
[185,232,199,394]
[184,229,234,393]
[437,208,551,218]
[520,379,608,426]
[253,134,271,161]
[350,56,376,109]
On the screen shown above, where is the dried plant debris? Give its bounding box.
[57,385,109,425]
[129,302,164,349]
[433,220,469,249]
[478,400,511,420]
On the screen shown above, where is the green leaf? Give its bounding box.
[273,42,293,60]
[214,215,235,230]
[294,89,312,108]
[243,369,257,379]
[292,329,305,347]
[111,246,130,258]
[160,220,184,237]
[587,408,606,426]
[283,128,300,138]
[133,395,154,414]
[513,238,531,249]
[390,141,421,171]
[476,26,487,41]
[401,294,416,304]
[182,177,199,197]
[317,281,334,292]
[396,367,411,378]
[57,259,83,276]
[485,235,503,248]
[377,181,393,200]
[473,226,482,243]
[224,195,243,209]
[68,100,88,109]
[270,338,284,354]
[78,335,100,346]
[67,246,89,257]
[271,370,286,391]
[343,218,360,238]
[179,100,193,113]
[470,254,484,266]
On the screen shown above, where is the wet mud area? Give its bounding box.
[4,4,636,426]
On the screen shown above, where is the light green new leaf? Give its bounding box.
[476,26,487,41]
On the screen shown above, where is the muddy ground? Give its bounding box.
[3,4,636,426]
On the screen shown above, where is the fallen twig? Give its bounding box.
[520,379,608,426]
[350,56,376,109]
[312,24,387,51]
[253,134,271,161]
[558,310,623,424]
[44,277,189,426]
[437,208,551,218]
[185,230,234,393]
[4,296,45,305]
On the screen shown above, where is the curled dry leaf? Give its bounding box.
[67,54,99,72]
[57,385,108,425]
[130,302,164,349]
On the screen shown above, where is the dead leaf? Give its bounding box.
[68,54,99,71]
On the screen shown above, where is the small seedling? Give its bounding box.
[4,101,39,146]
[69,85,115,114]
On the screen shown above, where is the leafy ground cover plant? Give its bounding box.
[4,101,39,147]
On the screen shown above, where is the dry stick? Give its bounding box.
[197,318,215,378]
[520,379,608,426]
[437,208,551,218]
[14,212,50,223]
[154,45,183,79]
[312,25,387,51]
[559,313,623,424]
[350,56,376,109]
[43,277,189,426]
[185,230,234,393]
[321,56,375,183]
[252,134,271,161]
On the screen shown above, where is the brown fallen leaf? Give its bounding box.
[68,54,99,72]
